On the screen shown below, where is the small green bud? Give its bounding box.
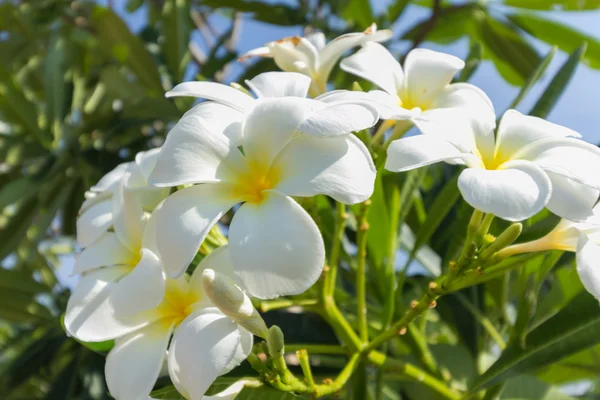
[267,325,285,359]
[480,223,523,260]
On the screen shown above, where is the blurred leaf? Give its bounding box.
[342,0,374,28]
[508,46,557,109]
[457,41,483,82]
[505,0,600,11]
[366,174,390,268]
[509,13,600,69]
[237,386,303,399]
[500,375,575,399]
[403,6,475,45]
[472,291,600,390]
[529,44,586,118]
[478,15,540,86]
[201,0,305,26]
[0,269,48,293]
[387,0,409,23]
[162,0,192,82]
[91,6,164,94]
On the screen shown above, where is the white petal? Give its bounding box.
[496,109,581,160]
[274,134,375,204]
[385,135,466,172]
[576,233,600,299]
[246,71,311,98]
[319,27,393,79]
[413,108,479,153]
[166,82,254,113]
[112,175,146,252]
[514,137,600,190]
[340,42,403,96]
[238,46,271,60]
[189,245,237,296]
[242,97,316,165]
[296,101,379,137]
[306,32,326,51]
[155,184,240,278]
[204,379,253,400]
[267,38,313,73]
[135,148,162,182]
[76,199,113,247]
[149,115,248,187]
[545,171,598,221]
[73,232,134,275]
[110,249,166,318]
[402,48,464,108]
[458,161,551,221]
[182,102,244,145]
[168,309,243,400]
[366,90,413,120]
[229,191,325,299]
[65,267,160,342]
[106,322,172,400]
[91,163,131,193]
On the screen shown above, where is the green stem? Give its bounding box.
[324,202,347,297]
[257,298,318,313]
[322,297,363,352]
[314,354,362,397]
[368,351,461,400]
[296,349,315,389]
[284,344,348,355]
[455,293,506,350]
[356,200,371,342]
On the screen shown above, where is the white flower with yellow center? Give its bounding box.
[66,173,168,338]
[340,43,495,126]
[386,109,600,222]
[239,23,392,97]
[149,93,377,299]
[69,246,259,400]
[77,148,169,247]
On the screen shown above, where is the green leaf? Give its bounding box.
[529,44,586,118]
[509,13,600,69]
[500,375,575,399]
[91,6,164,94]
[44,28,69,145]
[0,269,48,293]
[162,0,192,82]
[477,15,540,86]
[471,291,600,390]
[457,41,483,82]
[403,6,475,45]
[201,0,305,26]
[342,0,375,29]
[366,173,390,268]
[505,0,600,11]
[508,46,557,109]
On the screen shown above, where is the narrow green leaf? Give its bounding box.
[509,13,600,69]
[0,269,47,293]
[201,0,305,26]
[457,41,483,82]
[342,0,375,28]
[402,6,475,45]
[505,0,600,11]
[508,46,557,109]
[471,291,600,390]
[529,44,586,118]
[162,0,192,83]
[366,173,390,268]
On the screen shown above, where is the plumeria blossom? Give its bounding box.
[385,109,600,222]
[70,246,256,400]
[65,175,168,339]
[149,94,378,299]
[498,206,600,299]
[340,43,495,127]
[239,23,392,97]
[77,148,169,247]
[166,71,379,139]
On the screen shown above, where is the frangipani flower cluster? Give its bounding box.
[65,23,600,400]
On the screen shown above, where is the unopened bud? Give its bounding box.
[267,325,285,359]
[202,269,268,338]
[480,223,523,260]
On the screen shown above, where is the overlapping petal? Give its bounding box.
[385,135,466,172]
[273,134,375,204]
[105,322,173,400]
[245,71,311,98]
[189,245,237,296]
[166,82,254,113]
[545,171,599,221]
[155,183,241,278]
[72,232,134,275]
[457,160,551,221]
[576,233,600,299]
[229,191,325,299]
[76,199,113,247]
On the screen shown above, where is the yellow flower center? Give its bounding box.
[231,160,281,204]
[156,279,201,328]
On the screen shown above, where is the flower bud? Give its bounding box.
[267,325,285,359]
[480,223,523,260]
[201,269,268,338]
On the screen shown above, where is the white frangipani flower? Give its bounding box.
[340,43,495,127]
[77,148,169,247]
[149,94,377,299]
[69,246,255,400]
[65,176,167,339]
[166,71,379,138]
[385,109,600,222]
[239,23,392,96]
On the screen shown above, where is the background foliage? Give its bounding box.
[1,0,600,399]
